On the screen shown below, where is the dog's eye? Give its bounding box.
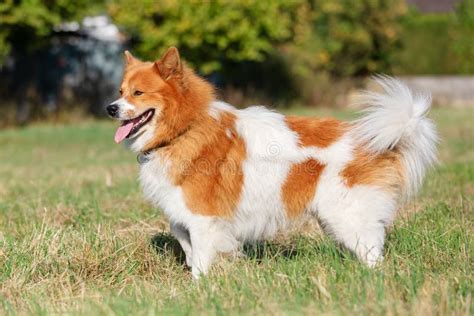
[119,89,123,95]
[134,90,143,96]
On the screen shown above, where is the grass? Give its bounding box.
[0,107,472,315]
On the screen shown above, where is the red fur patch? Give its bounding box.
[165,112,245,217]
[285,116,347,148]
[341,147,405,195]
[282,159,325,218]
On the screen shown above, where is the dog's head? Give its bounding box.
[108,47,214,153]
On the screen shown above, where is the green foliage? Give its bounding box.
[393,14,453,75]
[0,0,102,61]
[394,0,474,75]
[109,0,407,77]
[308,0,406,76]
[280,0,406,104]
[452,0,474,73]
[108,0,307,74]
[1,0,471,108]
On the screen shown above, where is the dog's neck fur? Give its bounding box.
[142,65,216,154]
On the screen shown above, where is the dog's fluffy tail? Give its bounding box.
[352,75,438,197]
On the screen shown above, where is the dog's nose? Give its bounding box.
[106,104,119,117]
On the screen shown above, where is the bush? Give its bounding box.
[304,0,405,76]
[452,0,474,74]
[393,0,474,75]
[0,0,56,62]
[281,0,406,105]
[108,0,307,75]
[0,0,101,62]
[393,13,454,75]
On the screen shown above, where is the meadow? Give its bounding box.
[0,107,472,315]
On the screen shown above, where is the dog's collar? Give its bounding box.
[137,151,152,165]
[136,142,168,165]
[136,127,192,165]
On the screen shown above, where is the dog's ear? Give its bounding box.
[155,47,182,80]
[124,50,139,66]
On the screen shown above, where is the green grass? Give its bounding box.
[0,107,472,315]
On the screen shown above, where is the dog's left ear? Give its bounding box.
[155,47,182,80]
[124,50,139,66]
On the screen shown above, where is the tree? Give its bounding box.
[0,0,102,63]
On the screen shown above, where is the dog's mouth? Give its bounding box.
[114,109,155,144]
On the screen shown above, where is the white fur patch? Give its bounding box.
[231,106,301,240]
[111,97,135,118]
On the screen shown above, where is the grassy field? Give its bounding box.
[0,107,472,315]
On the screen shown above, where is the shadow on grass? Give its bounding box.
[151,232,349,267]
[243,242,299,263]
[243,237,349,264]
[150,232,188,267]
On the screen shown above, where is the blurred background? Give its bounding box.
[0,0,472,127]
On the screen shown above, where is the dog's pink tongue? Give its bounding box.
[114,121,134,143]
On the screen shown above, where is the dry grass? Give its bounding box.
[0,107,472,315]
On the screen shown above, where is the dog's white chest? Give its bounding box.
[138,156,199,225]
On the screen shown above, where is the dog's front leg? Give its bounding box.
[170,222,193,267]
[188,221,220,279]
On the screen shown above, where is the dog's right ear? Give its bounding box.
[155,47,182,80]
[124,50,139,66]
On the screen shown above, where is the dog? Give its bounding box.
[107,47,438,278]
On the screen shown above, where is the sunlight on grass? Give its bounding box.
[0,108,472,315]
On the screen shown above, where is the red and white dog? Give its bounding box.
[107,47,437,278]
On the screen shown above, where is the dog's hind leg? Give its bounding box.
[318,187,397,267]
[330,218,386,267]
